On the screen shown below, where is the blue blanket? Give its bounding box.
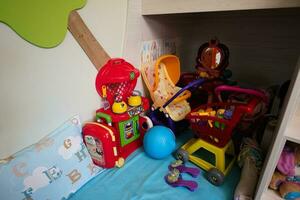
[70,130,240,200]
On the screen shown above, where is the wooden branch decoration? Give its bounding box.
[68,11,111,71]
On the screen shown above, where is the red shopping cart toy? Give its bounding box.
[175,85,268,186]
[83,58,152,169]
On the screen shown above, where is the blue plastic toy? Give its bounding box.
[143,126,176,159]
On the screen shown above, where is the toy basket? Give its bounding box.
[187,98,260,148]
[95,58,139,103]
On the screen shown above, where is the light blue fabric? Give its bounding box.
[0,115,104,200]
[70,130,240,200]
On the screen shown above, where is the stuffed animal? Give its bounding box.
[234,138,263,200]
[269,146,300,200]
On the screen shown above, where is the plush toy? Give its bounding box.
[234,138,263,200]
[269,146,300,200]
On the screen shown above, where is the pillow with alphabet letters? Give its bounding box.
[0,115,104,200]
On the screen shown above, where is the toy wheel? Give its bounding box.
[175,149,189,163]
[141,116,153,130]
[207,168,224,186]
[116,157,125,168]
[151,106,155,111]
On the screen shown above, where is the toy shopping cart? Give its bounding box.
[175,85,268,185]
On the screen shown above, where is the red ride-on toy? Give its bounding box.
[83,58,152,169]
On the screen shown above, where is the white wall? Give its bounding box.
[0,0,128,158]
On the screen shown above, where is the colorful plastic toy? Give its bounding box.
[164,168,198,191]
[141,55,205,133]
[128,91,142,107]
[196,39,229,79]
[143,126,176,159]
[269,146,300,200]
[83,58,153,168]
[178,39,235,109]
[175,85,268,186]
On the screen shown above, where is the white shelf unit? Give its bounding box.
[285,103,300,143]
[123,1,300,199]
[262,189,283,200]
[142,0,300,15]
[257,58,300,200]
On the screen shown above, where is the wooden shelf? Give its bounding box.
[142,0,300,15]
[261,189,283,200]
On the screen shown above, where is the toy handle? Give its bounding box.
[215,85,268,103]
[107,58,125,65]
[163,78,205,108]
[132,90,142,96]
[96,112,112,126]
[102,85,107,98]
[178,166,200,178]
[182,167,200,178]
[176,179,198,191]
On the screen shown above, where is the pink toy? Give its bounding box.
[277,147,297,176]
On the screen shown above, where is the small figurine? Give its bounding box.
[214,109,225,130]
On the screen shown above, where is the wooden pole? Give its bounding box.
[68,11,111,71]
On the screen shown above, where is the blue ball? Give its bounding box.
[143,126,176,159]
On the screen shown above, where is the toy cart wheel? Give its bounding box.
[175,149,189,163]
[207,168,224,186]
[116,157,125,168]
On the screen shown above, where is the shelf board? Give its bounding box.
[142,0,300,15]
[261,189,283,200]
[285,106,300,143]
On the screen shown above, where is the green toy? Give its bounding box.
[0,0,86,48]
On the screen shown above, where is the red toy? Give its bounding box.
[178,39,233,108]
[83,58,152,168]
[187,85,269,148]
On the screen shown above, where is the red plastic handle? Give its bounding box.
[108,58,125,65]
[215,85,268,103]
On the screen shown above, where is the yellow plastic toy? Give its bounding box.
[195,108,216,128]
[176,138,236,186]
[112,100,128,114]
[128,93,142,107]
